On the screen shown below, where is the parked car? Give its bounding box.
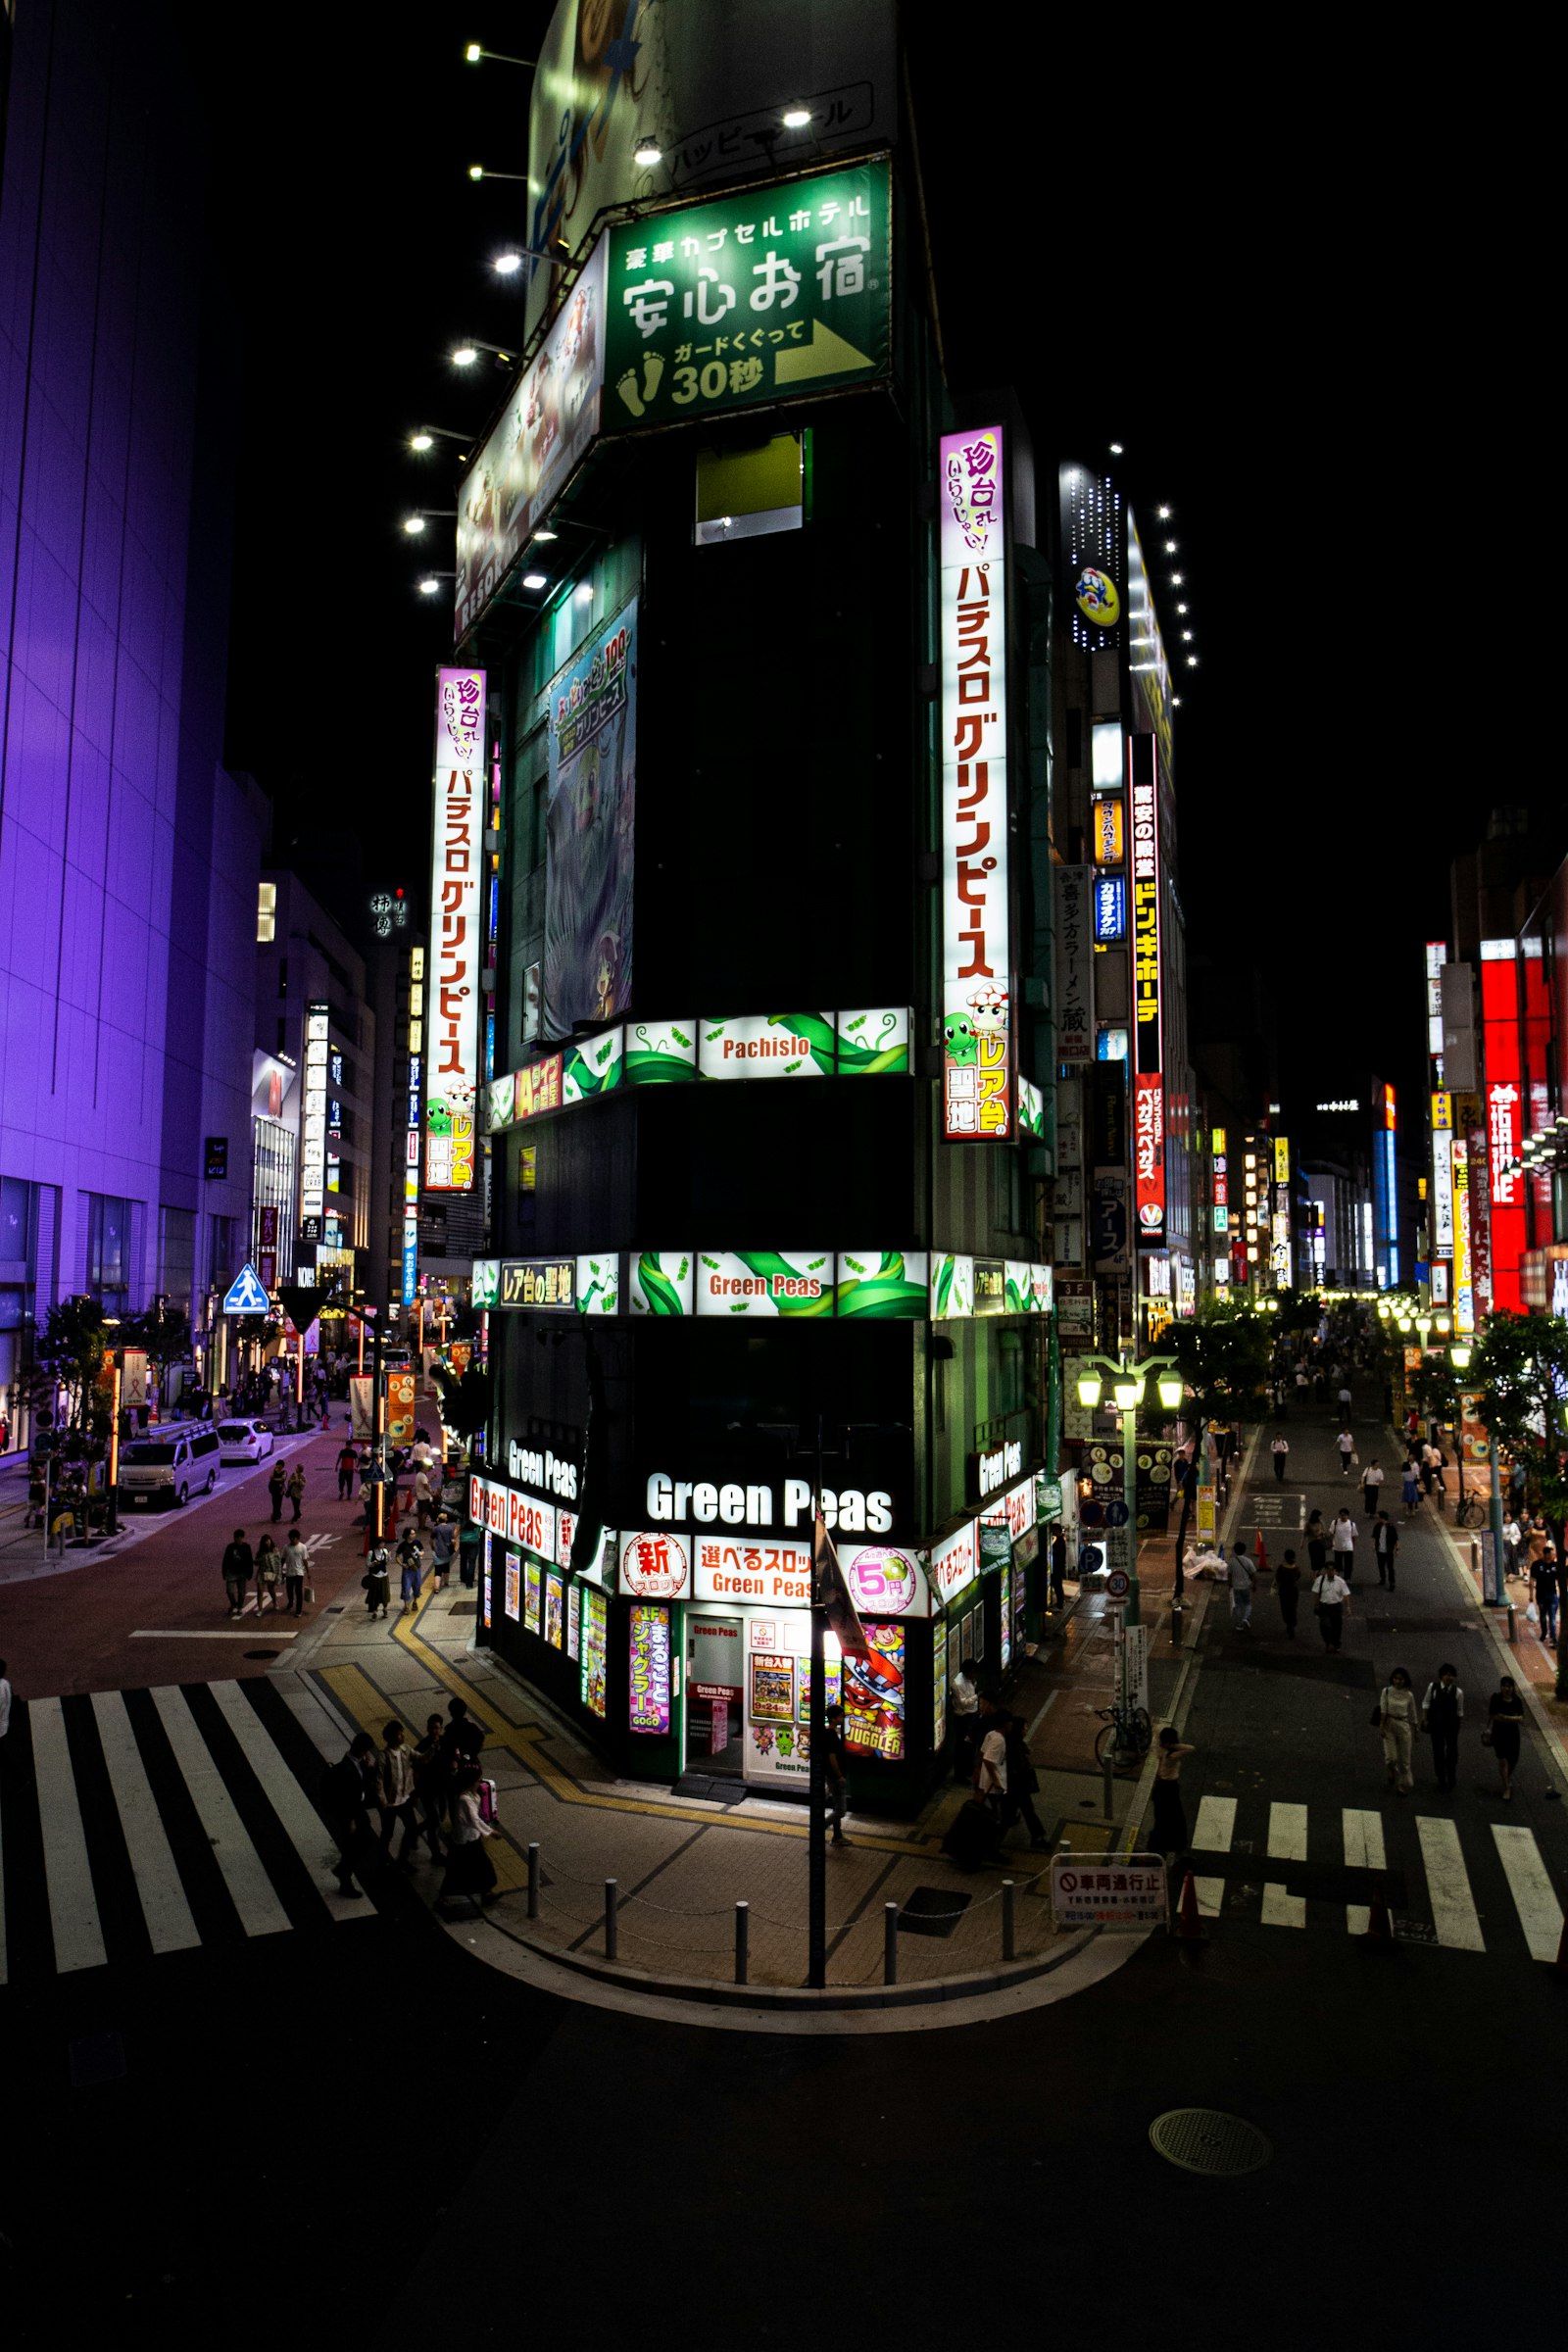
[118,1427,221,1509]
[217,1418,275,1465]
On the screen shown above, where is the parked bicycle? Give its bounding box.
[1095,1699,1152,1770]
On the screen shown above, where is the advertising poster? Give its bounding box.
[545,1570,564,1648]
[482,1532,494,1630]
[1000,1560,1012,1670]
[544,599,637,1038]
[628,1603,671,1734]
[932,1618,949,1750]
[700,1011,835,1079]
[505,1552,521,1621]
[843,1623,906,1760]
[940,422,1011,1140]
[425,669,486,1193]
[567,1579,581,1661]
[524,1558,543,1635]
[750,1654,796,1721]
[385,1369,416,1446]
[795,1654,843,1727]
[835,1250,928,1319]
[581,1586,608,1717]
[1130,735,1162,1076]
[695,1249,833,1317]
[1058,460,1123,652]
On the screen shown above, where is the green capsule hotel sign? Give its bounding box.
[603,158,892,433]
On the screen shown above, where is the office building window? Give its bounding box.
[158,1206,196,1313]
[85,1193,134,1315]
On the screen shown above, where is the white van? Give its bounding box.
[118,1426,222,1509]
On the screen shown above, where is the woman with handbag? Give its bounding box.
[1486,1675,1527,1800]
[436,1765,497,1916]
[254,1534,282,1613]
[1376,1666,1419,1794]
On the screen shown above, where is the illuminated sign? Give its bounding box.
[927,1521,978,1606]
[1092,798,1125,864]
[940,422,1010,1140]
[1431,1090,1454,1252]
[1097,1024,1128,1062]
[628,1605,672,1734]
[1315,1099,1360,1112]
[300,1002,328,1228]
[643,1472,892,1538]
[1481,944,1524,1310]
[1452,1136,1475,1335]
[425,666,486,1193]
[1134,1072,1165,1239]
[1130,736,1160,1077]
[499,1256,578,1311]
[1274,1137,1291,1185]
[1094,874,1127,942]
[700,1012,833,1078]
[696,1250,831,1316]
[1017,1075,1046,1138]
[403,943,423,1307]
[1052,866,1095,1061]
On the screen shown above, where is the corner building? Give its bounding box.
[453,38,1056,1806]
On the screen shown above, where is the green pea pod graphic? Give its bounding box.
[635,1254,688,1315]
[933,1256,956,1317]
[731,1250,834,1317]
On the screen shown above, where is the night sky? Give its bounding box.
[177,4,1531,1133]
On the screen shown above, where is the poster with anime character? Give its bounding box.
[842,1623,906,1760]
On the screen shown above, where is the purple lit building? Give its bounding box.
[0,0,260,1440]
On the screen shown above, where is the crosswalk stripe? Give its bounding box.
[1416,1816,1486,1951]
[29,1696,108,1972]
[1342,1808,1387,1935]
[1191,1793,1235,1916]
[88,1692,201,1953]
[1493,1824,1564,1961]
[1262,1801,1307,1927]
[208,1682,367,1922]
[150,1687,291,1938]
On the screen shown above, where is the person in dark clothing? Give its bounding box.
[336,1442,359,1501]
[220,1529,253,1617]
[1488,1676,1526,1799]
[1304,1510,1327,1577]
[321,1733,378,1896]
[1422,1665,1464,1792]
[1532,1547,1561,1646]
[1149,1726,1195,1889]
[1001,1711,1049,1850]
[413,1713,449,1860]
[1274,1548,1301,1639]
[268,1459,287,1522]
[1049,1526,1067,1613]
[1373,1512,1399,1590]
[822,1700,851,1845]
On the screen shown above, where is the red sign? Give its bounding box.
[1482,952,1525,1310]
[1134,1072,1165,1238]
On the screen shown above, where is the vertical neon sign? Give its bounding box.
[426,666,487,1191]
[1481,942,1524,1311]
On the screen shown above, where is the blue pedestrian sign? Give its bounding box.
[222,1263,271,1315]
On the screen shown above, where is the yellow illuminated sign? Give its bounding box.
[1093,798,1125,864]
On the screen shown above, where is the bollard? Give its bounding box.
[1002,1878,1016,1963]
[1507,1604,1517,1643]
[884,1901,899,1986]
[735,1900,750,1985]
[604,1878,618,1960]
[1170,1599,1185,1649]
[527,1842,540,1921]
[1102,1749,1115,1819]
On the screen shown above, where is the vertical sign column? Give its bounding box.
[1430,1090,1454,1303]
[426,667,487,1191]
[300,1002,328,1239]
[404,945,424,1306]
[939,424,1010,1140]
[1481,941,1524,1310]
[1130,734,1164,1240]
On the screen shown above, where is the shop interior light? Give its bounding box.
[1156,1373,1184,1409]
[1076,1371,1102,1408]
[521,571,549,590]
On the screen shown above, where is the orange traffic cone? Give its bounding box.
[1363,1879,1396,1946]
[1173,1870,1207,1940]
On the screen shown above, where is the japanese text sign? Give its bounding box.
[1053,865,1094,1061]
[1051,1852,1168,1928]
[1135,1073,1166,1240]
[425,667,486,1192]
[628,1603,672,1735]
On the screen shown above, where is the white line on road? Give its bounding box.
[89,1691,201,1953]
[1416,1815,1486,1951]
[150,1687,292,1937]
[1262,1800,1307,1928]
[1342,1807,1387,1935]
[28,1697,107,1972]
[208,1682,367,1922]
[1191,1793,1235,1917]
[129,1630,298,1641]
[1492,1824,1564,1962]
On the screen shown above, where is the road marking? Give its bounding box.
[208,1683,368,1922]
[150,1687,291,1937]
[1262,1800,1307,1928]
[1026,1690,1058,1740]
[89,1691,201,1953]
[1492,1824,1563,1961]
[1191,1793,1235,1917]
[129,1630,298,1641]
[1416,1815,1486,1951]
[28,1697,107,1972]
[1342,1807,1387,1934]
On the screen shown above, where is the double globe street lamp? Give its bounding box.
[1072,1353,1186,1628]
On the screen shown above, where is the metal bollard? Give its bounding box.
[604,1878,618,1960]
[1170,1599,1185,1649]
[884,1901,899,1986]
[735,1900,750,1985]
[527,1842,540,1921]
[1102,1749,1115,1819]
[1002,1878,1016,1963]
[1507,1604,1517,1644]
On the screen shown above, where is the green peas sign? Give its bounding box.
[603,157,892,431]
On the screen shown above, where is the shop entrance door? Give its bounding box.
[687,1611,745,1774]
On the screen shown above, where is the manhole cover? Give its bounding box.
[243,1647,281,1660]
[1149,2109,1271,2176]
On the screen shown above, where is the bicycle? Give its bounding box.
[1453,1488,1485,1528]
[1095,1699,1152,1770]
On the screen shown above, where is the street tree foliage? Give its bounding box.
[121,1300,192,1398]
[1166,1298,1272,1430]
[34,1298,111,1440]
[1271,1286,1322,1338]
[1471,1310,1568,1515]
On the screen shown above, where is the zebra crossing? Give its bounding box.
[0,1678,379,1984]
[1187,1790,1566,1958]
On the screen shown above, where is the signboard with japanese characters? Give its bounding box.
[603,159,891,435]
[628,1603,672,1734]
[425,667,486,1193]
[1134,1073,1166,1241]
[1051,1853,1167,1928]
[1052,865,1094,1062]
[940,421,1011,1139]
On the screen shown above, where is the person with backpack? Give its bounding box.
[1422,1665,1465,1792]
[1001,1711,1049,1850]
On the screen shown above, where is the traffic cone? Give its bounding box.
[1173,1870,1207,1940]
[1362,1879,1396,1946]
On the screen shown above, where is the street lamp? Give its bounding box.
[449,338,515,368]
[402,509,456,536]
[1070,1349,1186,1627]
[408,425,470,454]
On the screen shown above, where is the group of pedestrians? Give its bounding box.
[1374,1665,1526,1798]
[320,1695,498,1913]
[220,1527,312,1617]
[939,1662,1050,1866]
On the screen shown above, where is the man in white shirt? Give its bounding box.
[1332,1510,1358,1585]
[1313,1565,1351,1651]
[974,1694,1008,1813]
[1270,1431,1290,1485]
[951,1657,980,1782]
[1361,1459,1386,1517]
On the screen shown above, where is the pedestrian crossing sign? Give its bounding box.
[222,1263,271,1315]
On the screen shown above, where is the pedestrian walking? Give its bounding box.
[1502,1511,1524,1582]
[321,1733,378,1897]
[1270,1431,1290,1485]
[336,1441,359,1501]
[282,1531,310,1615]
[1149,1726,1195,1882]
[1361,1459,1386,1518]
[1336,1426,1355,1477]
[1275,1548,1301,1638]
[1049,1524,1068,1611]
[1304,1509,1328,1578]
[1337,1382,1352,1418]
[413,1714,449,1859]
[220,1527,253,1617]
[1531,1546,1561,1646]
[458,1521,480,1589]
[1401,1455,1422,1517]
[1419,1441,1439,1499]
[254,1533,282,1612]
[440,1695,486,1777]
[436,1765,497,1916]
[1312,1561,1351,1650]
[1485,1675,1526,1800]
[1373,1512,1399,1590]
[974,1693,1008,1822]
[413,1465,434,1530]
[1377,1666,1420,1795]
[0,1656,20,1788]
[1509,1459,1528,1513]
[363,1543,390,1618]
[951,1654,981,1782]
[1001,1710,1049,1850]
[428,1514,455,1591]
[396,1528,424,1611]
[1422,1664,1464,1792]
[268,1459,286,1522]
[1331,1508,1358,1587]
[286,1463,306,1522]
[822,1699,852,1846]
[1228,1543,1255,1634]
[375,1721,421,1864]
